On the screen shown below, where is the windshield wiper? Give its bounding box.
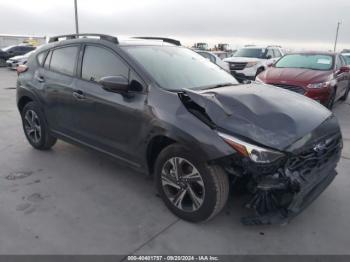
[199,83,237,90]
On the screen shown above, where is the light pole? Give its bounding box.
[333,21,341,52]
[74,0,79,35]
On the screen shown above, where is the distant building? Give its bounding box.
[0,34,46,48]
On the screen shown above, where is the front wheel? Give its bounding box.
[155,144,229,222]
[340,84,350,101]
[327,89,336,109]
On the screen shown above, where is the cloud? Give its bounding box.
[0,0,348,50]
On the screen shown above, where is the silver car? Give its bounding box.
[6,49,36,70]
[194,50,230,72]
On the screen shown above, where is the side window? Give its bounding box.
[8,46,18,52]
[50,46,79,76]
[198,52,209,59]
[335,56,342,70]
[207,54,216,63]
[24,46,34,52]
[340,55,346,66]
[198,52,215,63]
[44,51,52,69]
[274,49,282,57]
[266,48,274,59]
[37,51,47,66]
[81,45,129,82]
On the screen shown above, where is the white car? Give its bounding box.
[342,53,350,65]
[6,49,36,70]
[195,50,230,72]
[224,45,284,82]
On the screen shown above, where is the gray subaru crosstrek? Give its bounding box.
[16,34,342,225]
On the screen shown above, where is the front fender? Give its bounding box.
[145,85,235,163]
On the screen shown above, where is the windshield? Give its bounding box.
[343,55,350,65]
[123,46,238,91]
[2,45,15,52]
[234,48,265,58]
[275,54,334,71]
[23,50,36,57]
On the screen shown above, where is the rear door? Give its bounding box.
[40,45,81,136]
[73,44,148,165]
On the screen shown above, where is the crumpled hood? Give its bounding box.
[224,57,263,63]
[260,68,332,84]
[183,84,332,151]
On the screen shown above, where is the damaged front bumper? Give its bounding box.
[220,133,342,225]
[241,161,338,225]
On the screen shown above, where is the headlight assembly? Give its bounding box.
[217,132,285,163]
[307,80,336,89]
[245,61,258,68]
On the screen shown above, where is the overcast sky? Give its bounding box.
[0,0,348,50]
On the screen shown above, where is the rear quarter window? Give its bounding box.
[36,51,48,66]
[49,46,79,76]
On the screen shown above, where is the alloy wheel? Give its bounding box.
[161,157,205,212]
[24,110,42,144]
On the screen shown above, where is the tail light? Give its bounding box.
[16,65,28,75]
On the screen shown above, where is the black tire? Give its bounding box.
[155,144,229,222]
[255,67,265,79]
[340,84,350,101]
[327,89,336,109]
[21,101,57,150]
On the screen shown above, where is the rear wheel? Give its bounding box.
[155,144,229,222]
[21,102,57,150]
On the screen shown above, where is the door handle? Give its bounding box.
[72,90,85,100]
[36,75,45,82]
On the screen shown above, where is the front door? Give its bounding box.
[73,44,148,165]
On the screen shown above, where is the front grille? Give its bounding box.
[229,62,247,70]
[272,84,306,95]
[286,134,342,177]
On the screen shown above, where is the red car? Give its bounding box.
[256,52,350,109]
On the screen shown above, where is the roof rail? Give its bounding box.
[48,34,119,44]
[133,37,181,46]
[267,45,282,48]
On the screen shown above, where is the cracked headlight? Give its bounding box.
[218,132,285,163]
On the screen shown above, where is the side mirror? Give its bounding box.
[266,55,272,59]
[99,76,129,93]
[339,66,350,73]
